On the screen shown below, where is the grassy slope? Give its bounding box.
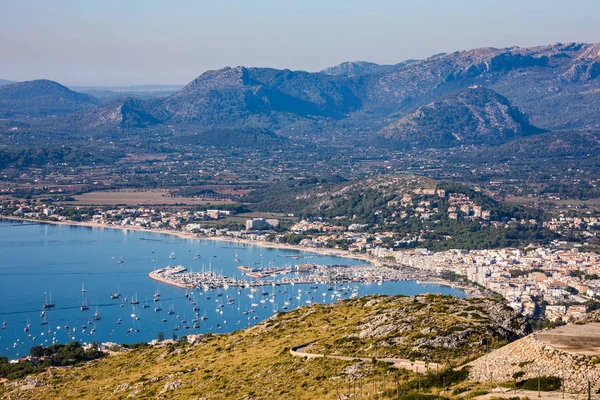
[0,295,524,399]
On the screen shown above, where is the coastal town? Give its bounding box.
[2,197,600,326]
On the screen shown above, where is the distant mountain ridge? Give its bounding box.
[0,79,16,86]
[145,41,600,138]
[319,60,418,76]
[3,42,600,149]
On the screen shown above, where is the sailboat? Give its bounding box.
[43,291,55,309]
[130,293,140,305]
[24,319,30,332]
[167,304,175,315]
[154,301,162,312]
[81,295,89,311]
[110,286,121,300]
[40,311,48,326]
[81,282,85,293]
[93,306,101,321]
[117,255,124,264]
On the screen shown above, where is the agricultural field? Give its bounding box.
[59,190,235,206]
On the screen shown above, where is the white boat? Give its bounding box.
[110,286,121,300]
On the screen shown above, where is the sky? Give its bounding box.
[1,0,599,86]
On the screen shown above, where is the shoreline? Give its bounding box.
[0,215,380,266]
[0,216,469,295]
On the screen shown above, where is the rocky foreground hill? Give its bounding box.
[0,294,526,399]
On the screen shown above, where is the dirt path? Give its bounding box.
[290,343,439,373]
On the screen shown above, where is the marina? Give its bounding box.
[149,264,432,290]
[0,219,465,360]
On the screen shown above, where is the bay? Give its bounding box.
[0,219,465,359]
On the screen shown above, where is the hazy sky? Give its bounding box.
[1,0,599,86]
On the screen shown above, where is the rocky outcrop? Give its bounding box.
[468,334,600,393]
[159,379,183,394]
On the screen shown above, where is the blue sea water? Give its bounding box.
[0,219,465,359]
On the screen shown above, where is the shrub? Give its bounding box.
[517,376,561,391]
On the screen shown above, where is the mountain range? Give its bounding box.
[1,42,600,149]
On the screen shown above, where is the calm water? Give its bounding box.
[0,219,465,359]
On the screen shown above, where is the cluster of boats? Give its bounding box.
[2,270,371,358]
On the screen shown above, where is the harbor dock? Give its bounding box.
[149,264,432,290]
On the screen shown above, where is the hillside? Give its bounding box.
[476,129,600,160]
[147,66,361,126]
[168,127,289,148]
[244,174,555,250]
[376,87,544,148]
[0,79,15,87]
[70,97,161,129]
[0,80,98,118]
[0,294,526,399]
[360,42,600,130]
